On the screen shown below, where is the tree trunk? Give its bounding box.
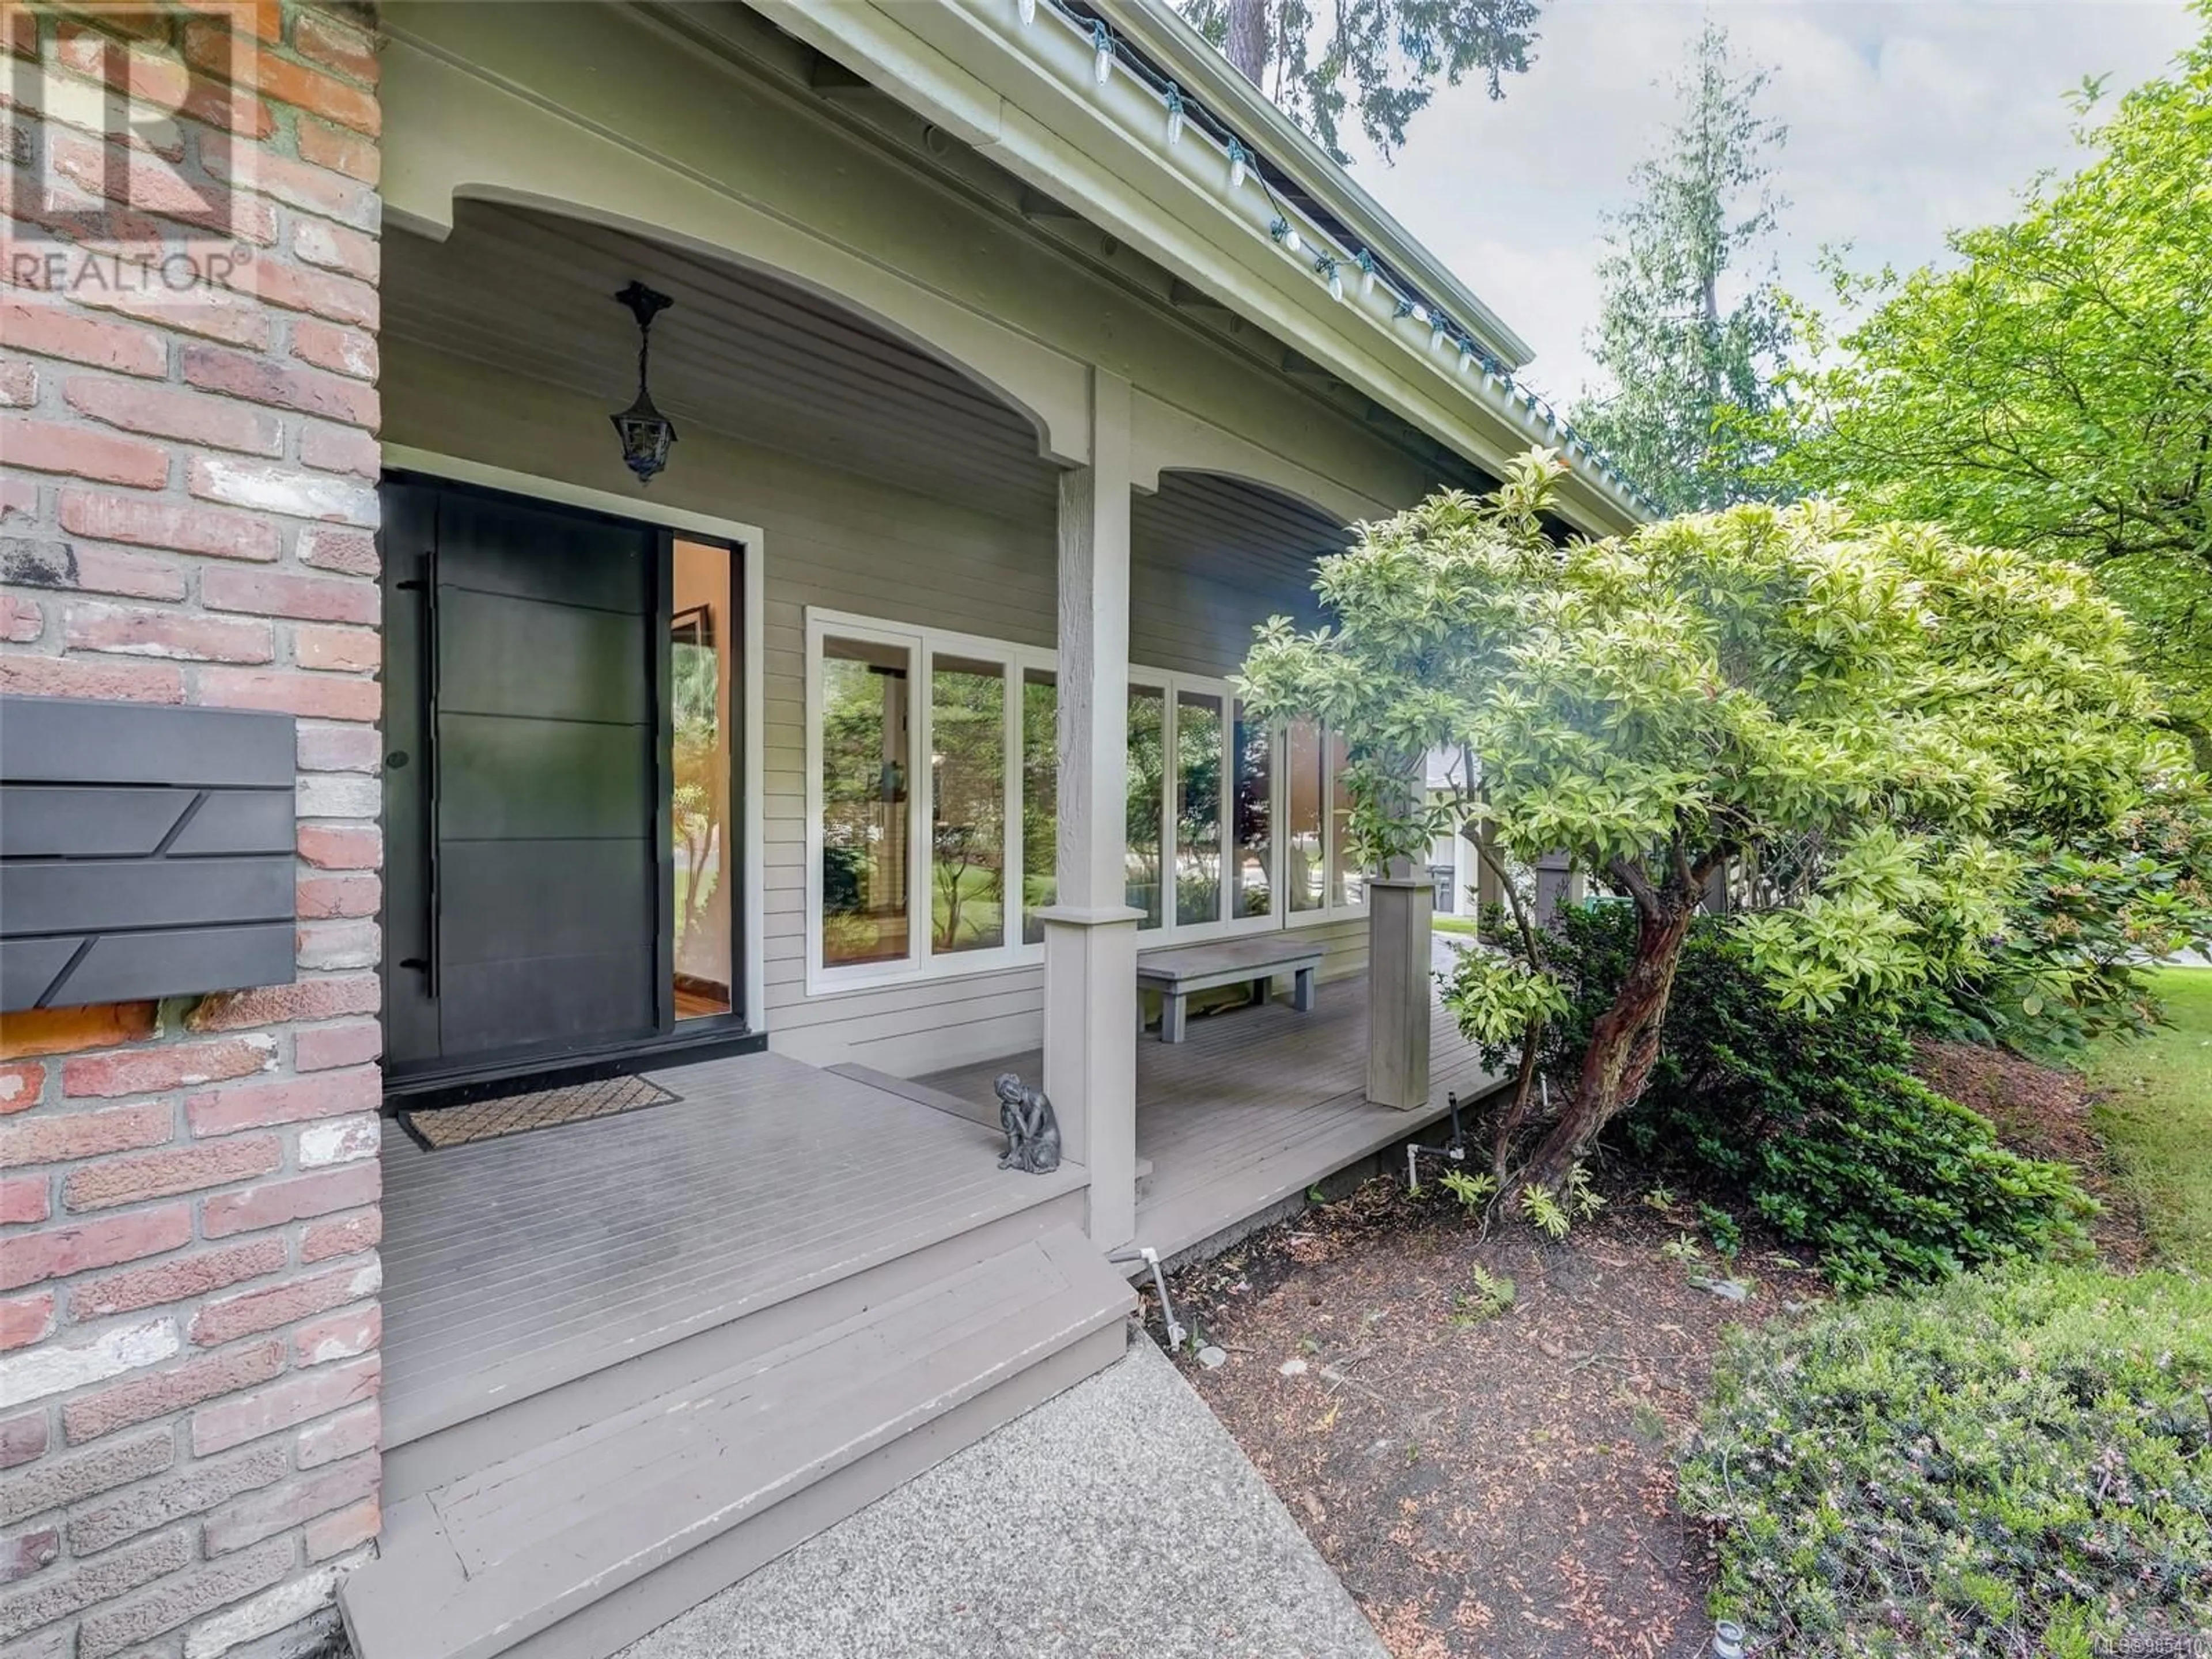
[1225,0,1267,84]
[1521,891,1699,1187]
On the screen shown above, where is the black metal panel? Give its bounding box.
[0,695,298,1012]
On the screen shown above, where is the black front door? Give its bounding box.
[380,476,666,1082]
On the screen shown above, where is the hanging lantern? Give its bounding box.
[609,281,676,486]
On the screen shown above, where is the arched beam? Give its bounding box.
[1128,391,1388,528]
[380,31,1092,466]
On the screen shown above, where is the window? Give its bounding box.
[672,539,737,1018]
[807,609,1363,990]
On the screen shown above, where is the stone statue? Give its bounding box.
[993,1071,1062,1175]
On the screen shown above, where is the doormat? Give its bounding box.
[398,1074,681,1151]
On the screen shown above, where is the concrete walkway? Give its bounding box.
[615,1334,1389,1659]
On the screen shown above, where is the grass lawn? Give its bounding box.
[2088,967,2212,1271]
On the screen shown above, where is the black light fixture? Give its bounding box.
[609,280,676,484]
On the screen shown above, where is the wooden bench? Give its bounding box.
[1137,935,1324,1043]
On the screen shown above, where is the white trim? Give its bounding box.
[381,444,772,1036]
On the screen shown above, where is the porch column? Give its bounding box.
[1040,369,1141,1250]
[1366,876,1434,1109]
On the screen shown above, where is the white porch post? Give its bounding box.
[1040,369,1141,1250]
[1367,764,1434,1110]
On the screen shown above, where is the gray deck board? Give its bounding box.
[921,972,1502,1260]
[381,1052,1088,1447]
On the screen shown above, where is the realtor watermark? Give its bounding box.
[5,2,265,313]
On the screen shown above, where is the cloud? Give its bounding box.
[1347,0,2199,402]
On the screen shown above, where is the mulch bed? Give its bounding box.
[1154,1176,1827,1659]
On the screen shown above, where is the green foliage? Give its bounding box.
[1696,1201,1741,1262]
[1571,18,1791,513]
[1764,9,2212,751]
[1176,0,1542,162]
[1681,1266,2212,1655]
[1517,1180,1571,1240]
[1455,1262,1516,1323]
[1548,908,2096,1292]
[1436,1166,1499,1211]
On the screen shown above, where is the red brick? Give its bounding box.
[0,1063,45,1114]
[202,126,377,229]
[0,1003,157,1062]
[298,1208,379,1266]
[288,316,376,380]
[1,1523,60,1584]
[295,113,378,183]
[241,252,378,328]
[292,10,378,84]
[0,1099,171,1166]
[73,278,275,352]
[188,454,376,524]
[197,665,380,722]
[65,601,274,664]
[295,824,380,870]
[190,1259,378,1347]
[66,1441,289,1557]
[51,22,191,111]
[202,1161,377,1239]
[58,487,282,562]
[43,124,276,244]
[179,341,376,426]
[291,1021,379,1075]
[0,357,36,405]
[0,1205,192,1293]
[2,472,36,520]
[202,565,374,626]
[65,373,284,455]
[297,720,380,771]
[61,1340,282,1445]
[3,5,37,58]
[304,1494,378,1561]
[293,1302,378,1368]
[298,419,378,478]
[3,1426,170,1519]
[295,1400,376,1471]
[72,1236,287,1321]
[0,1410,47,1473]
[184,17,380,132]
[0,653,182,703]
[298,525,376,575]
[187,974,378,1032]
[74,1533,291,1657]
[297,918,377,971]
[1,1290,55,1351]
[0,298,166,377]
[185,1066,376,1136]
[295,873,378,920]
[0,1525,192,1641]
[63,1136,281,1213]
[290,215,377,281]
[1,1176,50,1225]
[178,0,284,43]
[190,1353,378,1455]
[0,592,42,641]
[63,1036,274,1099]
[203,1449,377,1556]
[0,414,168,486]
[2,535,192,601]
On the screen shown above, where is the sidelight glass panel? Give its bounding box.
[1021,668,1057,945]
[1175,691,1224,926]
[1329,726,1365,908]
[1285,717,1324,914]
[672,539,735,1020]
[1127,685,1165,929]
[821,635,913,968]
[1232,699,1272,918]
[930,654,1006,954]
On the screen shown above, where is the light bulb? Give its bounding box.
[1410,303,1429,327]
[1166,104,1184,147]
[1283,226,1302,255]
[1227,141,1247,191]
[1090,21,1112,84]
[1018,0,1035,23]
[1327,267,1344,302]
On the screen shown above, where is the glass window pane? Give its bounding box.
[672,540,736,1018]
[821,636,912,968]
[1232,700,1272,919]
[1285,717,1324,914]
[1329,726,1364,909]
[1175,690,1224,927]
[1021,669,1056,945]
[1127,686,1165,929]
[930,654,1006,954]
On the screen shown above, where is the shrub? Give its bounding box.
[1681,1267,2212,1656]
[1544,907,2094,1291]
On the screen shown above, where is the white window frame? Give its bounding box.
[805,607,1365,995]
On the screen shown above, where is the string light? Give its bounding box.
[1266,217,1302,255]
[1316,253,1343,301]
[1164,82,1184,147]
[1226,138,1248,191]
[1355,249,1377,298]
[1089,19,1113,85]
[1018,0,1035,24]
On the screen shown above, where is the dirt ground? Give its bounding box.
[1154,1174,1827,1659]
[1154,1040,2138,1659]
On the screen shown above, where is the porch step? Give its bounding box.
[339,1226,1132,1659]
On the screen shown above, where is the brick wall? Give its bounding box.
[1,4,383,1656]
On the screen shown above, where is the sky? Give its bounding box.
[1337,0,2200,408]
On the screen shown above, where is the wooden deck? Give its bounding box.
[379,1051,1089,1449]
[921,970,1502,1261]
